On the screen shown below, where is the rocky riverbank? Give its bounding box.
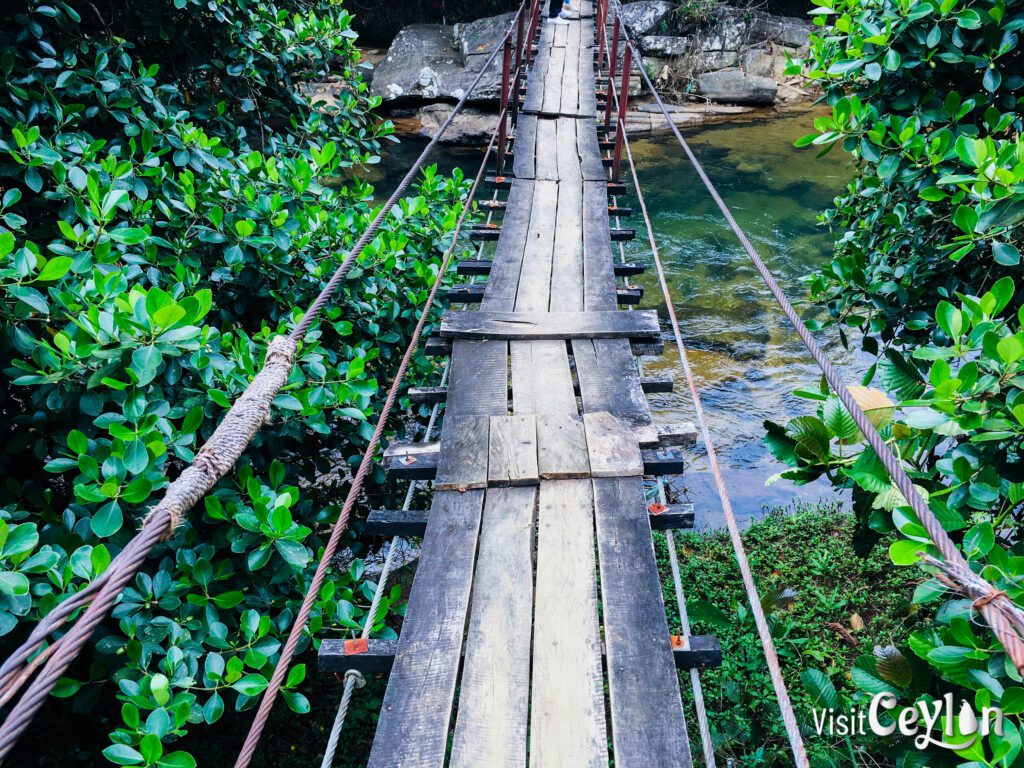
[342,2,817,143]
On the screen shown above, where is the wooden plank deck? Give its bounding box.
[366,9,695,767]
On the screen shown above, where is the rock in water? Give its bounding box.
[415,104,498,144]
[695,69,778,105]
[619,1,675,37]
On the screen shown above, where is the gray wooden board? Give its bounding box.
[366,489,486,768]
[556,119,583,184]
[521,40,549,114]
[573,337,659,447]
[440,309,660,341]
[577,119,605,181]
[536,413,590,478]
[550,177,585,310]
[449,486,536,768]
[446,339,509,415]
[530,479,607,767]
[593,476,693,767]
[510,340,577,414]
[582,411,643,477]
[581,180,617,309]
[513,114,537,179]
[488,414,539,486]
[514,179,558,311]
[435,414,490,490]
[542,46,566,118]
[532,119,560,181]
[482,179,533,310]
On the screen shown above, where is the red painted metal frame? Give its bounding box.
[497,37,512,175]
[611,43,632,180]
[603,15,621,131]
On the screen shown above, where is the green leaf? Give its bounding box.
[131,346,163,387]
[952,205,979,235]
[91,502,123,538]
[0,572,29,596]
[889,539,922,566]
[102,745,144,766]
[36,256,72,282]
[993,242,1021,266]
[232,673,269,696]
[800,669,840,710]
[823,396,859,441]
[963,522,994,558]
[785,416,831,462]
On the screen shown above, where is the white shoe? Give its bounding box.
[558,9,578,19]
[548,16,569,24]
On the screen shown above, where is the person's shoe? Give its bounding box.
[558,9,578,19]
[547,15,569,24]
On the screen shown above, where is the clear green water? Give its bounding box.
[375,111,854,524]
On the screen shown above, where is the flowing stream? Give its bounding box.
[374,110,854,525]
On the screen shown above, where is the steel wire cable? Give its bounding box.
[616,112,809,766]
[619,24,1024,673]
[0,7,528,759]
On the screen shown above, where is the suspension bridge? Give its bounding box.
[2,0,1023,766]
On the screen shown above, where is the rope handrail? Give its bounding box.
[0,3,528,759]
[598,7,808,762]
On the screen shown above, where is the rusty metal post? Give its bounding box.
[611,45,632,181]
[497,37,512,176]
[597,0,608,69]
[527,0,540,64]
[515,6,525,76]
[603,15,621,132]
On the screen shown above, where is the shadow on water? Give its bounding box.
[374,112,859,527]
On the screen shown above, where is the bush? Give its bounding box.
[769,0,1024,762]
[0,0,469,763]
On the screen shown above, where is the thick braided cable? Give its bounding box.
[613,75,809,767]
[233,98,506,768]
[623,31,1024,673]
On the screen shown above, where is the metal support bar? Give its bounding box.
[497,38,512,176]
[603,15,621,132]
[612,45,632,181]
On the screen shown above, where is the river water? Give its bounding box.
[375,110,854,525]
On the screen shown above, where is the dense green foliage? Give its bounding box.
[769,0,1024,763]
[0,0,468,764]
[659,506,928,767]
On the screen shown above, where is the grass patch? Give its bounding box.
[655,502,930,766]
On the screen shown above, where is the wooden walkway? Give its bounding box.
[322,8,710,766]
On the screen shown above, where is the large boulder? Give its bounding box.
[620,1,675,37]
[370,23,503,102]
[748,13,812,50]
[695,68,778,105]
[370,25,463,101]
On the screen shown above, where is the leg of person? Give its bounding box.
[547,0,569,24]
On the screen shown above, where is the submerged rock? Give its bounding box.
[415,103,498,144]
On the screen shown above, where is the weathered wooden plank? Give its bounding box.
[450,486,536,768]
[488,415,539,486]
[593,476,693,768]
[482,179,534,310]
[319,633,720,676]
[457,259,642,278]
[435,414,490,490]
[514,179,558,311]
[425,334,662,358]
[582,411,643,477]
[536,413,590,479]
[581,180,617,309]
[510,340,577,414]
[521,42,549,114]
[531,479,606,768]
[440,309,660,341]
[550,176,585,311]
[542,46,566,117]
[447,339,508,415]
[573,338,659,447]
[366,489,485,768]
[404,375,671,405]
[381,441,441,481]
[577,119,605,182]
[513,114,537,180]
[555,119,583,184]
[576,36,597,116]
[533,119,559,181]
